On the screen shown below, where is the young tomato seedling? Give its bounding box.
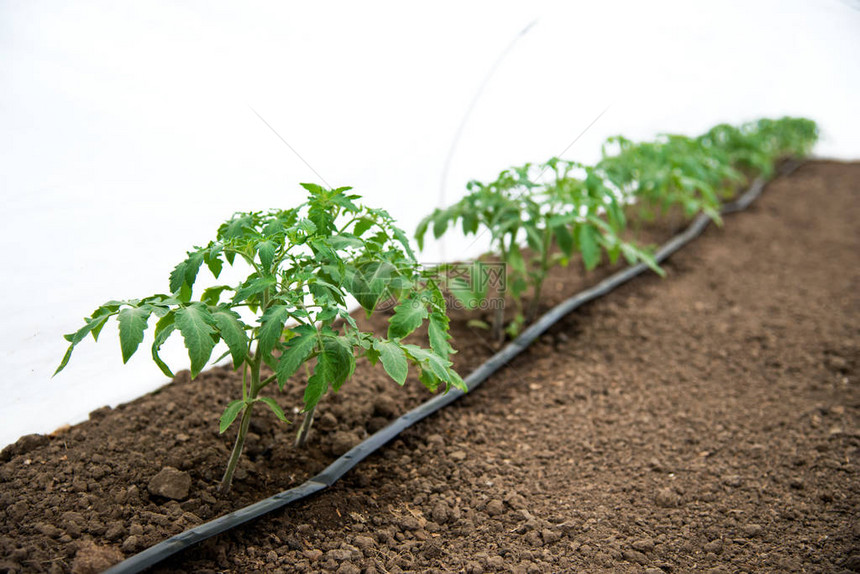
[56,184,464,492]
[416,165,536,341]
[418,161,660,340]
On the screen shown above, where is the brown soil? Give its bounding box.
[1,161,858,574]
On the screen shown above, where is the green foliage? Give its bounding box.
[417,160,661,338]
[419,116,817,340]
[57,183,463,491]
[599,116,819,222]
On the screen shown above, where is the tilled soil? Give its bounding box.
[1,161,858,574]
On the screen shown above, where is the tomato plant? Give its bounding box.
[419,117,816,341]
[598,134,738,226]
[416,165,536,341]
[698,117,818,181]
[599,117,819,227]
[56,184,464,492]
[417,161,660,340]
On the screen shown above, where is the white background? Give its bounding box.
[2,0,858,447]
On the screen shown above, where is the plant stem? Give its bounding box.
[491,248,508,343]
[491,304,505,343]
[527,228,552,323]
[219,354,261,493]
[218,400,254,493]
[295,405,316,447]
[527,277,543,323]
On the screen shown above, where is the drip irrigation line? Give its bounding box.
[104,162,802,574]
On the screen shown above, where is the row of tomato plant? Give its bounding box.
[56,116,817,493]
[417,116,818,339]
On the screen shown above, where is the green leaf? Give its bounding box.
[428,312,453,360]
[89,302,121,340]
[299,182,324,195]
[118,306,151,363]
[233,275,276,303]
[201,285,231,306]
[151,320,176,378]
[415,216,431,250]
[353,217,375,237]
[402,344,462,390]
[219,399,245,433]
[323,335,354,391]
[257,240,275,270]
[257,304,291,357]
[204,245,223,278]
[524,224,543,252]
[329,234,363,251]
[388,297,428,339]
[432,211,449,239]
[578,224,601,270]
[174,304,217,378]
[348,261,397,314]
[256,396,289,423]
[373,339,408,385]
[391,225,417,261]
[365,344,380,365]
[54,314,112,376]
[553,225,573,257]
[211,309,249,367]
[304,366,330,412]
[508,244,526,274]
[276,324,318,388]
[461,211,478,235]
[169,252,204,297]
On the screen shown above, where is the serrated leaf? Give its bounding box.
[299,182,324,195]
[276,324,318,388]
[553,224,573,257]
[348,261,397,314]
[201,285,231,306]
[578,224,601,270]
[204,245,223,278]
[524,224,543,252]
[365,345,380,365]
[211,309,249,367]
[373,339,408,385]
[118,306,151,363]
[169,260,188,294]
[402,344,453,382]
[55,312,113,375]
[257,240,275,270]
[353,217,375,237]
[388,297,428,339]
[303,368,329,412]
[219,400,245,433]
[256,396,289,423]
[151,322,176,378]
[508,244,526,274]
[175,304,217,378]
[169,252,204,297]
[415,216,431,250]
[329,234,363,251]
[391,226,417,261]
[428,313,453,360]
[258,305,291,357]
[432,211,449,239]
[89,302,121,340]
[233,275,276,303]
[323,335,354,391]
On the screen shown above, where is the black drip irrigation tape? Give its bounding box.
[104,162,803,574]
